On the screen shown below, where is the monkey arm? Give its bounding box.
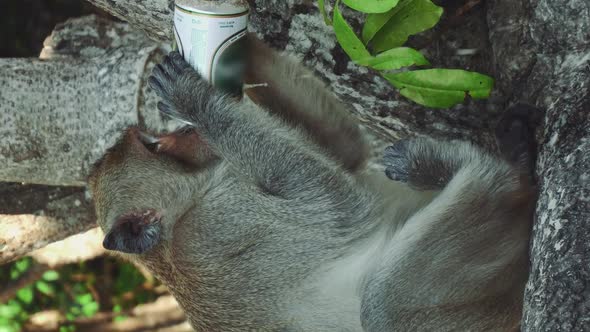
[244,34,370,172]
[149,51,347,199]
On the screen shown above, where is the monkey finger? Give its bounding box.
[148,76,168,98]
[157,101,193,126]
[162,54,184,77]
[168,51,192,73]
[157,101,174,116]
[151,64,174,86]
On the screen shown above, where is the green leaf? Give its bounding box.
[318,0,332,25]
[333,3,371,61]
[70,306,81,316]
[0,325,20,332]
[356,47,430,70]
[363,0,443,52]
[115,264,145,294]
[10,258,32,279]
[382,69,494,108]
[362,0,408,43]
[82,302,99,317]
[59,325,76,332]
[76,293,94,305]
[16,286,33,304]
[14,258,31,274]
[42,270,59,281]
[0,301,22,320]
[35,280,55,296]
[343,0,399,13]
[114,315,128,322]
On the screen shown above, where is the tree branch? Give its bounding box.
[23,295,191,332]
[0,192,95,264]
[0,16,167,186]
[0,228,104,302]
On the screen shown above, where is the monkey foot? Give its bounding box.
[383,140,410,183]
[495,103,542,181]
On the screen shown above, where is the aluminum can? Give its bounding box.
[174,0,249,95]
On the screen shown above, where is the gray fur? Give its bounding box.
[88,36,532,332]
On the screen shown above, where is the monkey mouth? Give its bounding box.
[103,209,163,254]
[114,209,162,235]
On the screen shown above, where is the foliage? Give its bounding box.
[319,0,494,108]
[0,257,161,332]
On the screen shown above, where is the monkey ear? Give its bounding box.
[137,128,217,168]
[103,209,162,254]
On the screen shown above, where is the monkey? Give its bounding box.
[88,33,536,331]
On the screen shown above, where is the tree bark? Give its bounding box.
[0,15,167,186]
[487,0,590,329]
[85,0,503,147]
[0,192,95,265]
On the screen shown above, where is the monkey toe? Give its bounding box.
[383,140,410,183]
[161,52,190,77]
[157,101,176,119]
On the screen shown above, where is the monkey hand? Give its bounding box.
[148,51,214,126]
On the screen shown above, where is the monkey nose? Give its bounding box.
[102,209,163,254]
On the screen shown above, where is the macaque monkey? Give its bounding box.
[88,34,536,331]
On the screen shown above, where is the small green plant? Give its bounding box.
[319,0,494,108]
[0,257,160,332]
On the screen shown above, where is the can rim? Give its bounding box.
[175,3,249,16]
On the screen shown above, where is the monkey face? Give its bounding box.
[88,126,216,255]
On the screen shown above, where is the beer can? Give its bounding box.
[173,0,249,95]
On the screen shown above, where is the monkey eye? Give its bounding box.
[136,131,161,153]
[134,127,217,169]
[103,209,162,254]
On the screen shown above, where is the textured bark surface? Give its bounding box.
[86,0,174,42]
[486,0,590,330]
[0,16,166,186]
[0,182,98,264]
[84,0,503,147]
[0,191,95,265]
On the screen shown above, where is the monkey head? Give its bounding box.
[88,126,215,256]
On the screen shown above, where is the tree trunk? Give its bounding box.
[487,0,590,329]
